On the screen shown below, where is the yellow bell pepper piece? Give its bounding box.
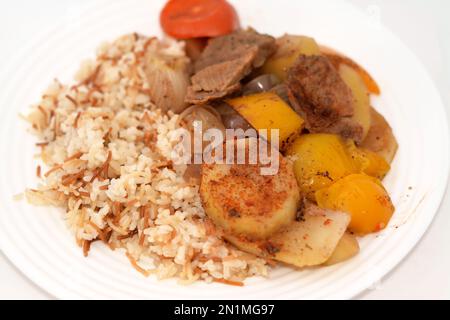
[346,140,390,179]
[226,92,304,150]
[286,133,358,199]
[316,174,394,235]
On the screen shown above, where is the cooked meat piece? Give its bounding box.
[326,118,363,141]
[287,55,363,141]
[192,48,256,92]
[186,82,241,105]
[186,29,276,105]
[195,29,276,72]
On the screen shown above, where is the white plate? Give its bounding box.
[0,0,448,299]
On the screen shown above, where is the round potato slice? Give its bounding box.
[200,138,300,240]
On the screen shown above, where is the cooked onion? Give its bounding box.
[242,74,280,95]
[215,102,252,130]
[270,83,303,115]
[178,105,225,132]
[178,105,225,156]
[144,54,190,113]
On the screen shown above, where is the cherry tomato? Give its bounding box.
[160,0,240,39]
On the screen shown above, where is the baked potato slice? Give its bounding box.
[225,204,351,267]
[321,45,380,95]
[339,64,372,141]
[200,139,300,240]
[261,35,321,80]
[323,232,359,266]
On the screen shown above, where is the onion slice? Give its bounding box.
[143,53,190,113]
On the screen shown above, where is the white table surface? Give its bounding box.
[0,0,449,300]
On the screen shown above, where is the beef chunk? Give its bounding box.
[287,55,363,142]
[194,29,276,72]
[186,29,276,105]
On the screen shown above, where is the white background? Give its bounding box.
[0,0,449,299]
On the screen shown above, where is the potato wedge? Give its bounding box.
[323,233,359,266]
[261,35,321,80]
[226,92,304,150]
[225,205,351,267]
[321,46,380,95]
[316,174,395,235]
[360,107,398,164]
[200,139,300,240]
[339,64,372,141]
